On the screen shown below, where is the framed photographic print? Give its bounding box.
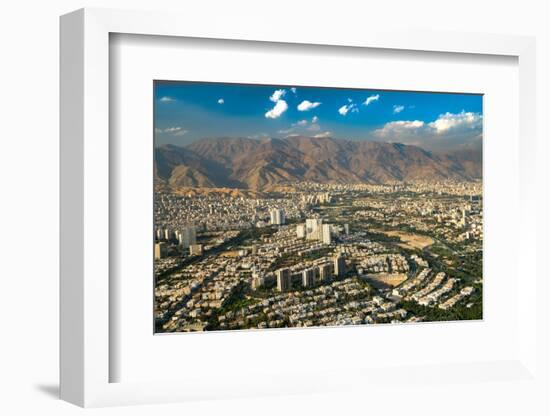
[60,7,540,409]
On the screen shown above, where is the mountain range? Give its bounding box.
[155,136,482,191]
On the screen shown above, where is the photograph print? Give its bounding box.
[154,81,483,333]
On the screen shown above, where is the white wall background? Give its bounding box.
[0,1,548,415]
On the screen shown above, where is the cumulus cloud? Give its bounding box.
[265,99,288,119]
[297,100,321,111]
[393,105,405,114]
[217,98,224,104]
[155,126,188,136]
[338,103,358,116]
[265,89,289,119]
[428,111,482,134]
[159,96,175,102]
[278,116,322,135]
[290,87,297,94]
[363,94,380,106]
[270,89,286,103]
[313,131,332,138]
[373,110,483,149]
[374,120,425,137]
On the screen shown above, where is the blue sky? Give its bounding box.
[154,81,483,151]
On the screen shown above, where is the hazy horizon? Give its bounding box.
[154,133,483,154]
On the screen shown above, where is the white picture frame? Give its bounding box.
[60,7,539,408]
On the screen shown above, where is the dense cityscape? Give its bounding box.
[154,180,483,332]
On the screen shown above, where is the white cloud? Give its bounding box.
[363,94,380,106]
[279,116,322,135]
[297,100,321,111]
[338,105,349,116]
[159,96,175,102]
[155,126,188,136]
[265,99,288,119]
[266,89,290,119]
[338,103,358,116]
[313,131,332,138]
[217,98,224,104]
[393,105,405,114]
[374,120,425,137]
[164,127,185,133]
[270,89,286,102]
[428,111,482,134]
[373,111,483,148]
[290,87,297,94]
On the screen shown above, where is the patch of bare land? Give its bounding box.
[261,184,300,193]
[363,273,408,289]
[220,250,241,258]
[375,229,435,250]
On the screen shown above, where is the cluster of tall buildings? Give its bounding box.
[274,255,346,292]
[155,225,197,248]
[301,192,332,205]
[296,218,334,245]
[154,225,199,259]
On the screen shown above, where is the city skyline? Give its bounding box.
[154,81,483,151]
